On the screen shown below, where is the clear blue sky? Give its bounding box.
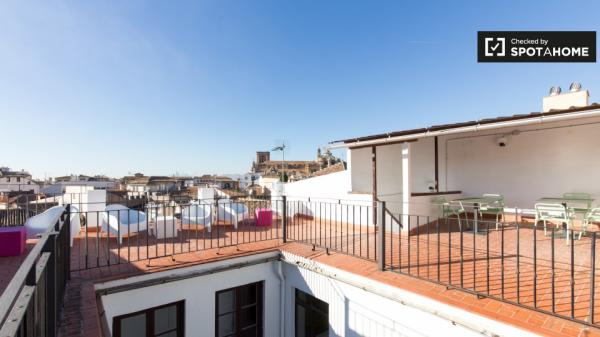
[1,1,599,178]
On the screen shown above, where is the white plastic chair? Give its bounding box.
[181,201,212,232]
[101,204,147,244]
[217,200,249,229]
[534,203,573,244]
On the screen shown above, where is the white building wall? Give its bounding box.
[283,171,372,225]
[438,115,600,208]
[99,254,281,337]
[349,147,371,194]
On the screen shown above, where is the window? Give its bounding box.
[295,289,328,337]
[113,301,184,337]
[215,281,263,337]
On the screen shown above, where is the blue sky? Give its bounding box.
[1,1,599,178]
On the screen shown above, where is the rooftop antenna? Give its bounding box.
[271,140,289,182]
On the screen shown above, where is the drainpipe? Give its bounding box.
[275,260,286,337]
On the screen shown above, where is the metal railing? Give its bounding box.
[0,205,71,337]
[70,198,284,271]
[3,196,598,332]
[377,201,600,329]
[284,198,376,261]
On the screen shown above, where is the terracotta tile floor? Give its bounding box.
[70,219,283,271]
[286,215,600,326]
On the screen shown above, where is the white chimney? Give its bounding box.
[542,82,589,112]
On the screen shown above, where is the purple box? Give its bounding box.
[254,208,273,227]
[0,226,27,256]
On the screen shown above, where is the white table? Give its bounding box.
[151,216,180,239]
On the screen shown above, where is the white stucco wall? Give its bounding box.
[439,115,600,207]
[283,171,372,225]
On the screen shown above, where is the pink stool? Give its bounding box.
[0,226,27,256]
[255,208,273,226]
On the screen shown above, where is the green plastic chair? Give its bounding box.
[431,196,465,230]
[534,203,575,244]
[479,194,505,230]
[583,208,600,239]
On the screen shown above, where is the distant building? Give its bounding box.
[40,174,116,195]
[0,167,39,193]
[249,149,344,182]
[194,175,240,190]
[122,175,182,194]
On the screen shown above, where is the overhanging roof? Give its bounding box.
[330,103,600,149]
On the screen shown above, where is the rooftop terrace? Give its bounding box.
[2,198,600,336]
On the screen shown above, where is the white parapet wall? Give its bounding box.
[281,171,374,226]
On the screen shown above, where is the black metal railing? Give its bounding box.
[3,195,598,331]
[0,205,71,337]
[69,198,283,271]
[284,198,376,261]
[377,201,600,329]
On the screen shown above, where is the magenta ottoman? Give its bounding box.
[0,226,27,256]
[254,208,273,226]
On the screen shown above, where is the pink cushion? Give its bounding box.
[0,226,27,256]
[254,208,273,226]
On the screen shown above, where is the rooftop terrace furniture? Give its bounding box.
[538,195,594,216]
[534,203,574,244]
[101,204,147,244]
[0,226,26,256]
[431,196,465,230]
[451,196,497,233]
[181,201,212,232]
[254,208,273,226]
[480,194,505,231]
[217,200,249,228]
[24,205,65,240]
[151,215,179,239]
[583,208,600,239]
[562,192,593,214]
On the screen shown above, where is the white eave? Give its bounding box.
[328,107,600,149]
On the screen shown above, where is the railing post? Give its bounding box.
[377,201,386,271]
[282,196,287,243]
[65,204,71,281]
[43,233,57,337]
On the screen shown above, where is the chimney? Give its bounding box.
[542,82,589,112]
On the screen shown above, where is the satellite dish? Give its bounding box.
[549,86,561,96]
[569,82,582,92]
